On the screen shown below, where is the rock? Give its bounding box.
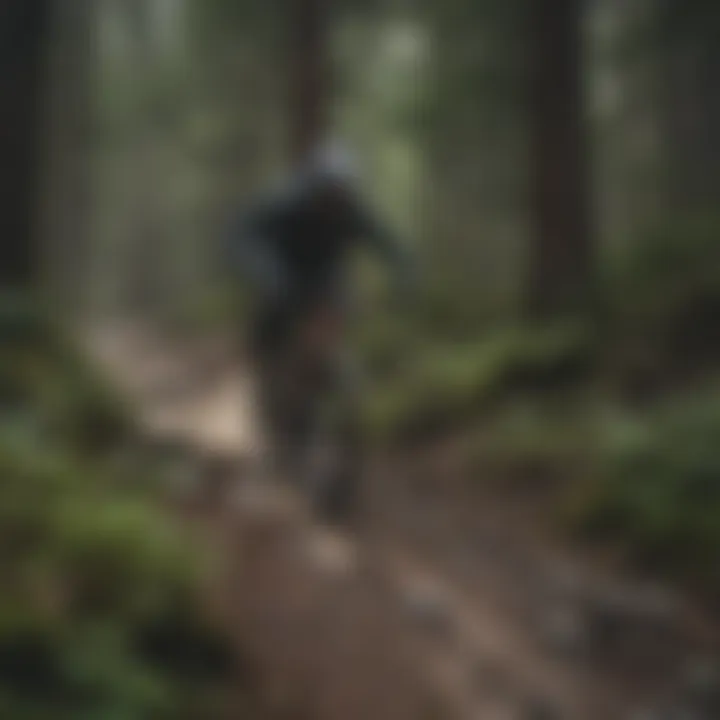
[402,582,454,638]
[679,657,720,717]
[625,710,667,720]
[578,581,681,663]
[521,697,565,720]
[629,698,713,720]
[306,530,358,577]
[539,604,589,657]
[471,695,564,720]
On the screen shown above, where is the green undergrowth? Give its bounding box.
[363,321,594,442]
[605,215,720,394]
[572,389,720,588]
[454,388,720,591]
[466,399,598,489]
[0,298,237,719]
[360,218,720,591]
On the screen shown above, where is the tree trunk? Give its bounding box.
[0,2,51,289]
[42,0,96,313]
[661,42,720,216]
[289,0,331,164]
[122,0,166,316]
[526,0,595,317]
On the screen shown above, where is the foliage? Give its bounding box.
[0,296,134,454]
[611,216,720,323]
[0,305,235,719]
[365,322,593,440]
[466,399,597,487]
[577,390,720,586]
[607,216,720,390]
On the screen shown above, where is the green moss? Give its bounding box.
[468,401,596,476]
[364,322,594,441]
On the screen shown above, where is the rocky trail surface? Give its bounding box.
[88,324,720,720]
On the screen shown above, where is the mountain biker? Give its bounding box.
[226,140,412,360]
[225,139,413,516]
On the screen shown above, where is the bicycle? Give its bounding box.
[255,299,363,524]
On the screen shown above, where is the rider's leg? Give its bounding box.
[313,347,365,522]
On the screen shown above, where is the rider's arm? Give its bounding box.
[224,200,288,299]
[354,202,415,294]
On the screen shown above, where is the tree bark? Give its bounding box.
[289,0,331,164]
[661,42,720,216]
[526,0,595,317]
[42,0,96,313]
[122,0,166,316]
[0,2,51,289]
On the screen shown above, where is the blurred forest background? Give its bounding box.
[1,0,720,717]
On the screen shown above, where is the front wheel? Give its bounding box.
[299,355,365,526]
[310,411,364,525]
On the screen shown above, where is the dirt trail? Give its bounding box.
[88,324,720,720]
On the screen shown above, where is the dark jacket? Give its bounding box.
[225,177,411,307]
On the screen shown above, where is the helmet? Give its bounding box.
[305,138,360,189]
[281,138,360,203]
